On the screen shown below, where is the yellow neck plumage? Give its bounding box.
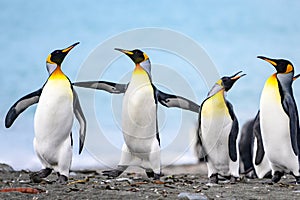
[48,66,67,80]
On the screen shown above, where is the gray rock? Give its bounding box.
[178,192,208,200]
[0,163,14,172]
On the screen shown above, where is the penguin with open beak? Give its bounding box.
[197,71,245,184]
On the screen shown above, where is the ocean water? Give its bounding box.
[1,0,300,171]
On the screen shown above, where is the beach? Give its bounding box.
[1,163,300,199]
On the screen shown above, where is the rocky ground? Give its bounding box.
[1,163,300,199]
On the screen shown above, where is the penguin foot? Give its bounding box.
[146,170,155,178]
[208,173,218,184]
[271,171,284,183]
[295,176,300,184]
[57,174,68,184]
[230,176,238,184]
[30,168,52,183]
[102,169,123,178]
[153,173,161,180]
[145,170,162,180]
[263,170,272,179]
[102,169,124,178]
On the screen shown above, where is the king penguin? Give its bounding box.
[74,48,200,179]
[239,74,300,179]
[197,71,245,184]
[258,56,300,184]
[239,73,300,179]
[5,42,86,184]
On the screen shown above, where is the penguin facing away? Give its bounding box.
[239,111,272,179]
[238,117,257,178]
[258,56,300,184]
[197,71,245,184]
[5,42,86,184]
[74,48,200,179]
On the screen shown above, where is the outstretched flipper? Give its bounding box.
[73,80,200,112]
[73,81,127,94]
[5,88,43,128]
[226,101,239,162]
[72,89,87,154]
[154,85,200,113]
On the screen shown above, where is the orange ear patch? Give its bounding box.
[143,53,149,61]
[46,54,55,64]
[286,64,294,73]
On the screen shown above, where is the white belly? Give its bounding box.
[260,79,299,174]
[122,79,157,153]
[34,79,74,161]
[200,94,236,176]
[201,113,233,167]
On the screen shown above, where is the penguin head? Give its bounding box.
[257,56,294,74]
[220,71,246,91]
[115,48,152,77]
[46,42,79,73]
[115,48,149,64]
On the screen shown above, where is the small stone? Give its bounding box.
[195,189,202,193]
[127,187,140,192]
[202,186,209,190]
[105,185,117,190]
[178,192,208,200]
[164,184,176,189]
[0,163,14,172]
[116,177,133,184]
[193,185,200,189]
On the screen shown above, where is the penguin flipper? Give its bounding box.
[73,90,87,154]
[253,111,265,165]
[282,94,300,155]
[154,85,200,113]
[5,88,42,128]
[226,101,239,162]
[195,102,207,161]
[73,81,127,94]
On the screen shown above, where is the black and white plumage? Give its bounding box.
[73,48,200,179]
[258,56,300,184]
[197,71,245,184]
[5,43,86,184]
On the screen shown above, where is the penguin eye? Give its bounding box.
[51,50,60,55]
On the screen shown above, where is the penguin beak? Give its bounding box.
[62,42,80,54]
[114,48,134,56]
[293,74,300,81]
[230,71,246,81]
[257,56,278,67]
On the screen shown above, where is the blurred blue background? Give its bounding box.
[1,0,300,170]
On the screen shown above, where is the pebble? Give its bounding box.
[178,192,208,200]
[0,163,14,172]
[164,184,176,189]
[116,177,133,184]
[127,187,140,192]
